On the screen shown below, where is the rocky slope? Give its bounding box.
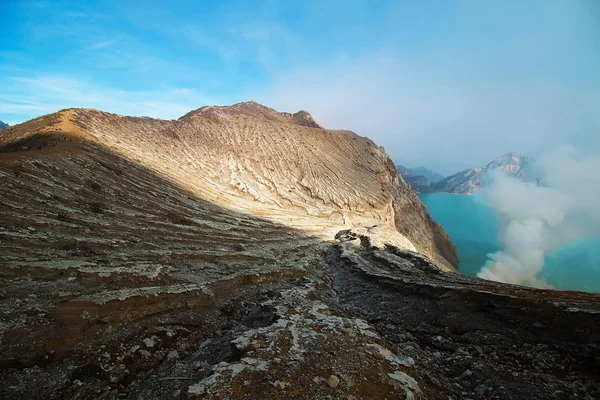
[0,105,598,399]
[431,153,533,194]
[0,120,9,130]
[0,103,458,267]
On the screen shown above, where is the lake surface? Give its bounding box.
[420,193,600,292]
[542,239,600,293]
[419,193,499,276]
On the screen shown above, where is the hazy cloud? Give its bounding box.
[256,54,600,174]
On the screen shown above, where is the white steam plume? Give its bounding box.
[478,145,600,288]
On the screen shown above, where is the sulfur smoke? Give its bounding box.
[478,145,600,288]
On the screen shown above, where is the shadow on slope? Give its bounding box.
[0,136,325,397]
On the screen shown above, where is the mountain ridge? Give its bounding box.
[402,153,533,194]
[432,152,533,194]
[1,104,598,399]
[180,101,323,129]
[0,105,457,269]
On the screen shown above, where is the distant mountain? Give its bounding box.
[396,165,444,183]
[0,121,9,130]
[431,153,534,194]
[410,167,445,182]
[405,175,435,194]
[396,164,410,176]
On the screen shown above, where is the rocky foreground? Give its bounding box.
[0,104,599,399]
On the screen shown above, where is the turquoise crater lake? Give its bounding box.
[420,193,600,292]
[419,193,499,277]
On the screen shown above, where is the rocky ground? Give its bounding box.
[0,104,598,399]
[328,233,600,400]
[1,225,598,399]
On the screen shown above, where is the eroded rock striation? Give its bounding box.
[0,103,598,399]
[0,103,456,268]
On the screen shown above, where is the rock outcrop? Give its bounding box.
[0,105,598,399]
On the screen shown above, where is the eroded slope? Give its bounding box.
[64,103,456,269]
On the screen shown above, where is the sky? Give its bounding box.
[1,0,599,175]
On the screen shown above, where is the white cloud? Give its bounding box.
[83,39,117,51]
[478,145,600,288]
[255,53,600,174]
[0,76,224,122]
[181,19,297,72]
[63,11,88,18]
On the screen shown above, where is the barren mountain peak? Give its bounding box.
[179,101,323,129]
[0,103,457,267]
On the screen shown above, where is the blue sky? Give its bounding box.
[1,0,599,174]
